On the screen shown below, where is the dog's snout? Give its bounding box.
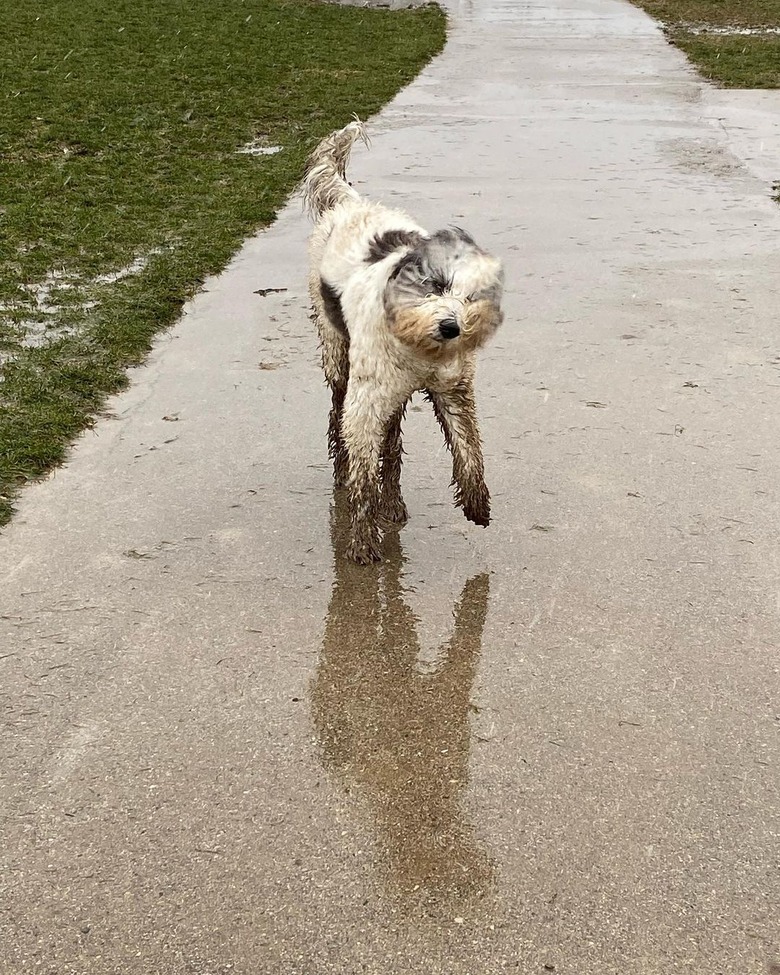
[438,319,460,340]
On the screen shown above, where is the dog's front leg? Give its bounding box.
[427,384,491,527]
[341,379,401,564]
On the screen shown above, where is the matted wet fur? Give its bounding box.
[303,118,505,564]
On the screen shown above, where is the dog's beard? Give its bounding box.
[463,296,504,346]
[389,302,454,359]
[388,296,503,360]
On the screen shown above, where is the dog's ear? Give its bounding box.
[450,226,477,246]
[390,249,425,281]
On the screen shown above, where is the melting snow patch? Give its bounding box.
[22,268,79,317]
[94,253,158,285]
[676,24,780,35]
[237,139,282,156]
[0,249,167,363]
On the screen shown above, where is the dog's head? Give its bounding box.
[383,228,504,360]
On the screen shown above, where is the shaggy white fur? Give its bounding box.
[303,118,504,564]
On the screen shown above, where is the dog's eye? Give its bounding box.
[425,278,448,296]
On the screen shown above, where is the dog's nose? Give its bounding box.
[438,319,460,340]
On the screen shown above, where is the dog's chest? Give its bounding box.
[405,355,469,396]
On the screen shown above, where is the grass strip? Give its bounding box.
[670,33,780,87]
[633,0,780,28]
[630,0,780,88]
[0,0,446,525]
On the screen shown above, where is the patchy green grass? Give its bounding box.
[634,0,780,27]
[0,0,446,525]
[672,33,780,87]
[631,0,780,88]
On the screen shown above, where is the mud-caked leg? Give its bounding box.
[380,402,409,529]
[341,380,403,563]
[327,367,349,487]
[427,383,491,527]
[311,289,351,486]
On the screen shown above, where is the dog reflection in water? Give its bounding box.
[311,497,495,907]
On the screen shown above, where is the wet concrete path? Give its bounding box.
[2,0,780,972]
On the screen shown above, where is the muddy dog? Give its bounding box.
[304,119,504,563]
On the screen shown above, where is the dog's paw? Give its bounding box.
[461,487,491,527]
[464,507,491,528]
[379,496,409,530]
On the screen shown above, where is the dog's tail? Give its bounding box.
[302,116,369,219]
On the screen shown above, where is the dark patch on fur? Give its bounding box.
[430,228,473,248]
[449,226,476,245]
[320,278,348,335]
[366,229,424,264]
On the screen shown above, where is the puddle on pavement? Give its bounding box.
[657,137,747,180]
[310,493,496,912]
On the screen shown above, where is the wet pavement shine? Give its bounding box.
[2,0,780,972]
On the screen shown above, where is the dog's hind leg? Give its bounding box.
[426,383,491,528]
[323,331,350,487]
[380,401,409,529]
[311,276,351,486]
[341,379,405,564]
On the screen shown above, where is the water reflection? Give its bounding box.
[311,494,495,909]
